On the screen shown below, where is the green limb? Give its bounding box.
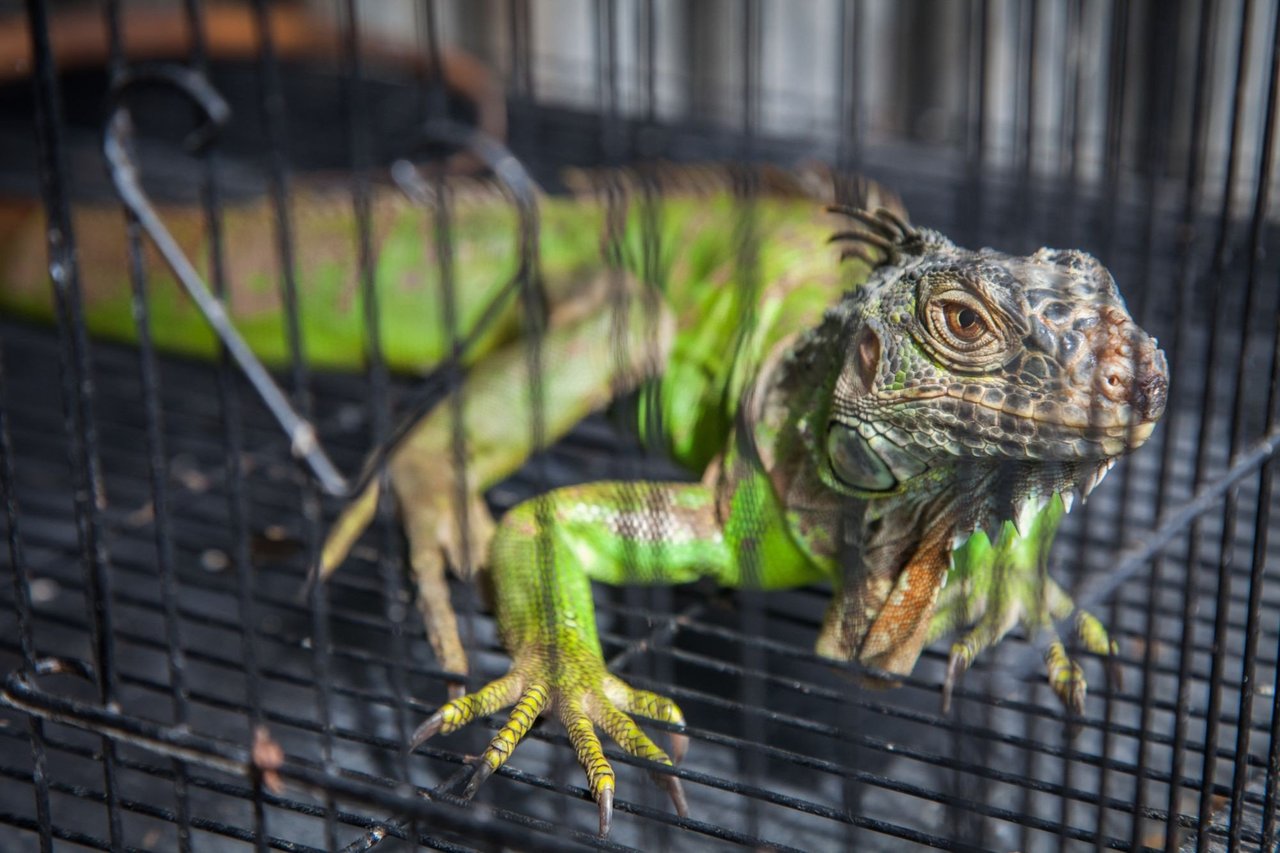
[421,479,736,832]
[930,494,1121,714]
[318,273,673,687]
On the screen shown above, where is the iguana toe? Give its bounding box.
[409,671,522,750]
[940,645,972,714]
[1045,638,1087,717]
[410,655,687,835]
[1075,609,1123,689]
[604,675,689,763]
[932,563,1120,719]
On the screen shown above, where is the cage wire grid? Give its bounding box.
[1,0,1280,850]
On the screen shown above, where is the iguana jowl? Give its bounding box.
[0,166,1168,835]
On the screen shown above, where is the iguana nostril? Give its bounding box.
[1135,354,1169,422]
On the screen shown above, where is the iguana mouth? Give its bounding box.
[943,390,1160,448]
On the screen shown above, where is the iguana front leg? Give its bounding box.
[410,444,831,832]
[412,480,739,834]
[928,497,1119,713]
[318,273,673,689]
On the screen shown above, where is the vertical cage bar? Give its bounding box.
[1059,2,1138,841]
[21,0,123,847]
[178,3,275,850]
[508,0,534,102]
[1121,0,1216,847]
[1123,6,1183,847]
[1195,1,1260,846]
[342,6,420,843]
[835,0,862,173]
[0,339,52,853]
[1226,0,1280,845]
[1059,0,1087,242]
[1262,96,1280,853]
[733,0,766,841]
[101,1,196,847]
[1014,0,1037,243]
[1167,0,1244,845]
[248,1,336,847]
[419,0,483,743]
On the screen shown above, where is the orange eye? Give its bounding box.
[944,302,986,341]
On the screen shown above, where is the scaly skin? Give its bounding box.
[0,165,1168,834]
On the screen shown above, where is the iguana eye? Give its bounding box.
[914,273,1017,371]
[945,303,985,341]
[928,298,995,352]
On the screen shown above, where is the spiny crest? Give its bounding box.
[826,204,926,268]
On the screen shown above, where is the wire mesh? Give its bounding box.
[2,0,1280,850]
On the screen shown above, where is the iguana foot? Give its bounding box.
[410,657,688,836]
[936,574,1120,716]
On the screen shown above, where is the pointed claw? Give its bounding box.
[462,758,496,799]
[657,772,689,818]
[668,730,689,765]
[1045,640,1087,717]
[941,646,969,714]
[408,712,444,751]
[597,787,614,837]
[1106,648,1125,692]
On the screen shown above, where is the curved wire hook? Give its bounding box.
[105,64,348,496]
[105,72,546,502]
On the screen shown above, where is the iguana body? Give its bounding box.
[0,166,1168,834]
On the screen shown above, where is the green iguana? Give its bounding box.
[0,164,1168,835]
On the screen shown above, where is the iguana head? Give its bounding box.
[819,208,1168,518]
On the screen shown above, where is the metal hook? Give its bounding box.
[104,63,349,496]
[108,64,231,154]
[104,77,546,502]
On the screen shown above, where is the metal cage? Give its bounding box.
[2,1,1279,850]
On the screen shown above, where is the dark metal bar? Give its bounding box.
[1061,0,1088,244]
[0,340,52,853]
[419,11,484,823]
[1228,2,1280,847]
[1014,0,1037,245]
[22,0,123,847]
[102,5,198,851]
[340,6,418,834]
[1194,1,1260,844]
[1102,1,1169,846]
[173,8,272,850]
[733,0,766,842]
[246,4,338,848]
[958,0,990,247]
[834,0,862,173]
[1116,0,1216,842]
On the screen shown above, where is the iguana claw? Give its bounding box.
[408,711,444,751]
[932,555,1122,718]
[598,787,614,837]
[940,647,970,714]
[408,658,687,835]
[1044,639,1087,716]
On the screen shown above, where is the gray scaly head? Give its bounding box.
[821,208,1168,534]
[796,205,1168,692]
